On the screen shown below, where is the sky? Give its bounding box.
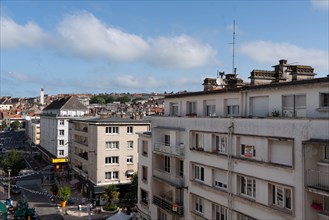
[0,0,328,98]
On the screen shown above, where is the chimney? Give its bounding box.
[40,88,44,105]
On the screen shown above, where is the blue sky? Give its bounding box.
[1,0,328,98]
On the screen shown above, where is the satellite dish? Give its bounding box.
[216,78,223,86]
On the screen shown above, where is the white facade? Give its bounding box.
[69,117,151,203]
[138,77,329,220]
[25,119,40,146]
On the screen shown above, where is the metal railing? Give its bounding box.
[306,169,329,190]
[154,143,184,157]
[153,168,184,187]
[153,195,184,216]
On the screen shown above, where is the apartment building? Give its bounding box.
[40,96,88,169]
[69,116,151,205]
[25,119,40,146]
[137,62,329,220]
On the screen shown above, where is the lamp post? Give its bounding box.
[8,168,11,199]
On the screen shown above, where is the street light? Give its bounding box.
[8,168,11,199]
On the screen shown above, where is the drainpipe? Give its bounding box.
[227,119,234,218]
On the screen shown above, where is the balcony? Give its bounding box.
[77,152,88,161]
[154,143,184,157]
[153,168,184,187]
[306,169,329,195]
[153,194,184,217]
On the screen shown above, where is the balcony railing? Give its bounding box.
[154,143,184,157]
[306,169,329,191]
[153,195,184,216]
[153,168,184,187]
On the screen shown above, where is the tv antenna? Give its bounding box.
[232,20,236,75]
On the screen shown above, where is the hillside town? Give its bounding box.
[0,59,328,219]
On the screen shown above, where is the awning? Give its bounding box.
[69,179,80,185]
[126,170,135,175]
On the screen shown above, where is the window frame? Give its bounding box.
[126,156,133,164]
[215,135,227,154]
[105,141,119,150]
[241,144,256,158]
[164,156,170,173]
[127,126,133,134]
[58,150,64,156]
[320,93,329,108]
[59,130,64,136]
[127,141,134,149]
[194,164,205,182]
[105,126,119,134]
[194,196,204,214]
[227,105,239,116]
[105,156,119,165]
[214,204,228,220]
[325,145,329,160]
[271,184,292,211]
[240,176,256,199]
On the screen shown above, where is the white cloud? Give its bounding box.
[148,35,217,69]
[113,75,163,89]
[311,0,329,10]
[239,41,329,71]
[0,17,50,49]
[57,12,150,61]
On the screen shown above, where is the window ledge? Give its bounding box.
[318,161,329,166]
[318,211,329,219]
[316,107,329,112]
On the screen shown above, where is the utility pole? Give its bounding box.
[8,168,11,199]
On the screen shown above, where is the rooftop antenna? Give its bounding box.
[232,20,236,75]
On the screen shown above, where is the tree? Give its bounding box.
[104,96,114,103]
[101,185,120,211]
[10,121,20,131]
[1,150,25,176]
[58,186,71,201]
[115,96,130,103]
[122,173,138,213]
[1,121,7,130]
[90,96,106,104]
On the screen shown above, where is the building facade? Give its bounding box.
[40,96,88,168]
[137,73,329,219]
[69,116,151,204]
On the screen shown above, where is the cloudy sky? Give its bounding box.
[1,1,328,97]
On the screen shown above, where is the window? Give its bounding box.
[58,150,64,156]
[215,135,227,153]
[105,156,119,164]
[127,141,133,149]
[105,141,119,149]
[214,204,228,220]
[105,126,119,134]
[59,140,64,146]
[194,165,204,182]
[187,101,197,114]
[170,103,179,116]
[127,156,133,164]
[205,100,216,116]
[164,156,170,173]
[271,184,292,210]
[59,120,64,125]
[194,133,204,149]
[324,196,329,212]
[240,176,256,198]
[141,189,148,205]
[320,93,329,108]
[282,94,306,117]
[227,105,239,116]
[142,140,148,156]
[105,171,119,180]
[142,166,148,182]
[241,144,256,158]
[59,130,64,136]
[325,146,329,160]
[159,210,167,220]
[179,160,184,177]
[194,196,204,214]
[127,126,133,134]
[237,213,257,220]
[164,135,170,146]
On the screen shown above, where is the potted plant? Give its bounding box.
[58,186,71,207]
[271,109,280,117]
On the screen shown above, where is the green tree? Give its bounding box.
[122,173,138,213]
[58,186,71,201]
[10,121,20,131]
[90,96,106,104]
[1,121,7,130]
[101,185,120,211]
[1,150,25,176]
[104,96,114,103]
[115,96,130,103]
